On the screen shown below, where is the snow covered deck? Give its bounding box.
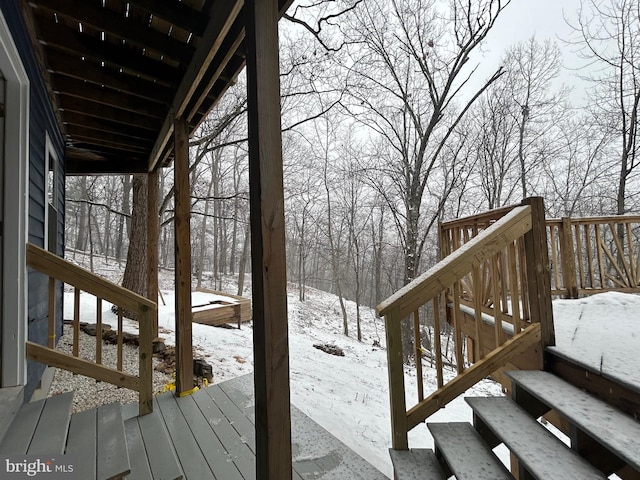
[123,374,388,480]
[552,292,640,391]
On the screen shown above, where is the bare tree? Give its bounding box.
[343,0,509,287]
[569,0,640,214]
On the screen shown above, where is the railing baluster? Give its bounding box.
[96,298,102,365]
[518,237,530,322]
[472,265,484,360]
[574,223,585,290]
[549,225,559,290]
[452,281,464,373]
[48,277,56,348]
[626,222,636,285]
[491,253,504,347]
[117,307,123,372]
[508,242,522,335]
[73,287,80,357]
[595,224,606,288]
[433,295,444,389]
[585,224,595,288]
[413,310,424,402]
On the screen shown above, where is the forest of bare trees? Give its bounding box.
[65,0,640,338]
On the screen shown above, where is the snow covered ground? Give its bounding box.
[61,254,639,478]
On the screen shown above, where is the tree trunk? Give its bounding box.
[121,174,148,318]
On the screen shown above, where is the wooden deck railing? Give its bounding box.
[26,243,156,415]
[546,216,640,297]
[377,198,554,449]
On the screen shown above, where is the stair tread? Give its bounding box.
[428,422,513,480]
[97,402,131,480]
[0,397,46,454]
[66,408,97,480]
[389,448,447,480]
[129,403,183,480]
[466,396,607,480]
[507,370,640,471]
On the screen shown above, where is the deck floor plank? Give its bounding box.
[123,417,153,480]
[66,408,97,480]
[156,391,217,480]
[136,402,184,480]
[176,393,245,480]
[191,387,256,480]
[97,402,130,480]
[27,392,74,455]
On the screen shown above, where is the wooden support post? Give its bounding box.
[174,117,194,394]
[385,312,409,449]
[522,197,555,369]
[138,305,154,416]
[246,0,292,477]
[147,169,160,338]
[559,217,578,299]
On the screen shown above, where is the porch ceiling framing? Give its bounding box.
[21,0,275,174]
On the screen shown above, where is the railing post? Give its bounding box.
[559,217,578,299]
[522,197,555,369]
[385,311,408,449]
[138,305,154,416]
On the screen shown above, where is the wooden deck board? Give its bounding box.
[120,375,385,480]
[156,391,217,480]
[27,392,73,455]
[66,408,97,480]
[190,386,256,479]
[97,402,130,480]
[177,393,245,480]
[123,417,153,480]
[134,403,183,480]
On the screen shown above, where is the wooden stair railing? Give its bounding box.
[377,197,554,449]
[25,243,156,415]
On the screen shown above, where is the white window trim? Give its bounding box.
[0,10,29,387]
[44,131,58,250]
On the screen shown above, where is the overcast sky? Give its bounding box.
[474,0,590,105]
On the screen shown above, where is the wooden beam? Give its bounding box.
[147,170,159,339]
[148,0,243,172]
[174,118,193,394]
[126,0,209,37]
[246,0,292,478]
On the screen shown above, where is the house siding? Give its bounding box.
[2,1,65,399]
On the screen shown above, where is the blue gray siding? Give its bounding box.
[2,0,65,399]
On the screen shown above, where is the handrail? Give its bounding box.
[378,197,553,450]
[377,205,532,319]
[26,243,155,415]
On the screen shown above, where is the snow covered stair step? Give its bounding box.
[389,448,446,480]
[427,422,513,480]
[466,396,606,480]
[506,370,640,472]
